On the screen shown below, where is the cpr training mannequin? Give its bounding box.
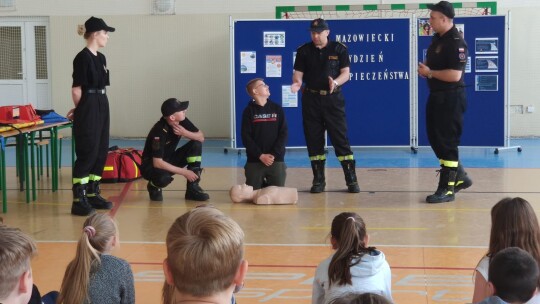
[230,184,298,205]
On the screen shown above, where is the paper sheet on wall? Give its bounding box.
[281,85,297,108]
[263,31,285,47]
[465,56,471,73]
[475,38,499,54]
[475,56,498,73]
[240,51,256,73]
[266,55,282,77]
[475,75,498,91]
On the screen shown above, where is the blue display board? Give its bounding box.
[233,18,412,149]
[417,15,506,147]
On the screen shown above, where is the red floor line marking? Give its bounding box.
[391,266,474,271]
[108,182,134,218]
[246,265,475,271]
[128,262,474,271]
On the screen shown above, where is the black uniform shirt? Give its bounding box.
[426,25,468,91]
[294,41,350,90]
[72,48,110,90]
[241,99,288,163]
[142,117,199,163]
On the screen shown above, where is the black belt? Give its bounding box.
[304,87,341,95]
[86,89,106,94]
[429,86,465,93]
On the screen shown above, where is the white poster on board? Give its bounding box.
[240,51,256,73]
[263,32,285,47]
[265,55,282,77]
[282,85,297,108]
[475,38,499,54]
[475,56,498,73]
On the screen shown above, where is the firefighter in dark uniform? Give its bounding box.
[68,17,115,216]
[418,1,473,203]
[141,98,209,202]
[291,18,359,193]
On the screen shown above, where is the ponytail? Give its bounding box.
[328,213,375,286]
[57,213,117,304]
[57,232,100,304]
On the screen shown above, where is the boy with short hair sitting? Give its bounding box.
[478,247,539,304]
[0,224,37,304]
[242,78,288,189]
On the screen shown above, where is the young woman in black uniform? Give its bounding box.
[68,17,115,216]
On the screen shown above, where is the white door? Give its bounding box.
[0,19,51,109]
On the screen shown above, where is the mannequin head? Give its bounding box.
[229,184,255,203]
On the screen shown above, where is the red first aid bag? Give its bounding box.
[0,104,41,124]
[101,148,143,183]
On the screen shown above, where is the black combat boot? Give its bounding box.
[341,160,360,193]
[147,182,163,201]
[86,181,113,209]
[310,160,326,193]
[454,163,473,193]
[185,167,210,201]
[426,167,457,203]
[71,183,96,216]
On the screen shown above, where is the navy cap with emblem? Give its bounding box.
[161,98,189,117]
[309,18,329,33]
[427,1,455,19]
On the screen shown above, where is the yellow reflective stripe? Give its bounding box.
[134,162,139,177]
[103,166,114,172]
[448,181,455,186]
[441,160,458,168]
[309,155,326,161]
[338,155,354,161]
[72,177,89,184]
[446,191,454,195]
[89,174,102,181]
[456,180,463,186]
[439,159,444,165]
[186,156,201,163]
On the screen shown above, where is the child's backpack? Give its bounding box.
[101,147,143,183]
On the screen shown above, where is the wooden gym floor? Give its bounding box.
[1,139,539,304]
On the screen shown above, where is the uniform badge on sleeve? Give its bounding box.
[152,137,160,151]
[458,48,466,61]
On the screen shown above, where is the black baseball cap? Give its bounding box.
[427,1,455,19]
[84,16,116,33]
[309,18,329,32]
[161,98,189,117]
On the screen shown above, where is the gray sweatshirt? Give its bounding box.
[87,254,135,304]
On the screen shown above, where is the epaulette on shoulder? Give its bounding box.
[297,42,310,50]
[336,41,348,49]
